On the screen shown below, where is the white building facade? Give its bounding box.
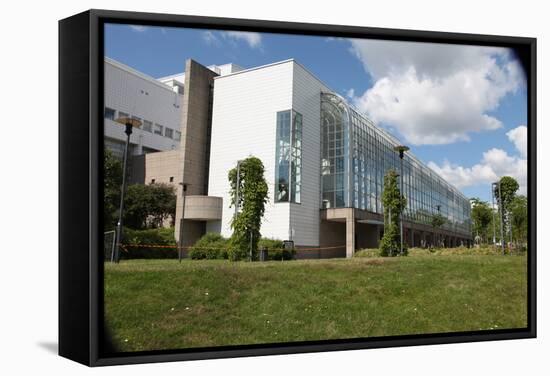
[208,60,329,247]
[207,59,471,256]
[111,57,472,258]
[104,57,183,158]
[104,58,244,159]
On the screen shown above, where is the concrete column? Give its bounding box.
[346,210,355,258]
[411,230,415,248]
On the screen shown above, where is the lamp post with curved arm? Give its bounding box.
[113,116,141,263]
[393,145,409,256]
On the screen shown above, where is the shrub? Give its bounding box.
[379,224,408,256]
[354,249,380,258]
[227,241,250,261]
[258,238,295,260]
[188,233,229,260]
[121,227,177,259]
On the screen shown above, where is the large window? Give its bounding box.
[320,92,471,236]
[275,110,302,203]
[321,93,350,209]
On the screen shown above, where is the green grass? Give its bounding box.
[104,254,527,352]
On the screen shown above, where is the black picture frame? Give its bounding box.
[59,9,537,367]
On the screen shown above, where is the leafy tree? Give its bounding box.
[379,169,407,256]
[431,213,447,247]
[493,176,519,246]
[104,149,122,230]
[470,198,493,244]
[228,157,269,261]
[487,206,502,244]
[510,195,528,246]
[123,183,176,229]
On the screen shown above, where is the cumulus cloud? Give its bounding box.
[348,39,525,145]
[202,30,263,49]
[506,125,527,158]
[222,31,262,49]
[427,126,528,195]
[202,31,220,46]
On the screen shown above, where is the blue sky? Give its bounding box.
[105,23,528,202]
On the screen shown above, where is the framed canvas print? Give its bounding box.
[59,9,536,366]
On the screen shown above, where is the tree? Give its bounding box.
[379,169,407,256]
[228,157,269,261]
[104,149,122,230]
[431,213,447,247]
[470,198,493,244]
[510,195,528,247]
[493,176,519,246]
[123,183,176,229]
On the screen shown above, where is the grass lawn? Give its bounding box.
[104,254,527,352]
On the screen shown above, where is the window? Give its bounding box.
[119,111,129,119]
[290,112,302,203]
[169,177,174,183]
[165,127,174,139]
[174,131,182,141]
[104,107,116,120]
[275,110,302,203]
[154,123,163,135]
[142,120,152,133]
[151,179,156,184]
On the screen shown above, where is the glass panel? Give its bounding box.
[104,107,115,120]
[165,127,174,139]
[320,92,471,238]
[276,110,302,204]
[142,120,152,132]
[154,123,163,135]
[275,111,291,202]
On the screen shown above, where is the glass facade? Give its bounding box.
[320,92,471,236]
[275,110,302,203]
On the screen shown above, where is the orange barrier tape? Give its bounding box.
[119,244,346,251]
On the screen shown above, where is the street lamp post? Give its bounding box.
[178,182,188,262]
[491,183,497,246]
[393,145,409,256]
[113,116,141,263]
[435,204,441,248]
[498,180,505,255]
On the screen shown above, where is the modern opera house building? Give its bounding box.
[108,57,472,258]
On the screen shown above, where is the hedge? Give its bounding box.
[188,233,229,260]
[121,227,177,259]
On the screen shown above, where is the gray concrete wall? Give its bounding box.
[174,59,219,245]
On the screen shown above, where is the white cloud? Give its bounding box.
[223,31,262,49]
[129,25,147,32]
[506,125,527,158]
[345,88,355,99]
[428,146,527,195]
[202,31,220,46]
[348,40,524,145]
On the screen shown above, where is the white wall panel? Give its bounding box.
[208,61,294,240]
[290,63,331,246]
[104,58,182,154]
